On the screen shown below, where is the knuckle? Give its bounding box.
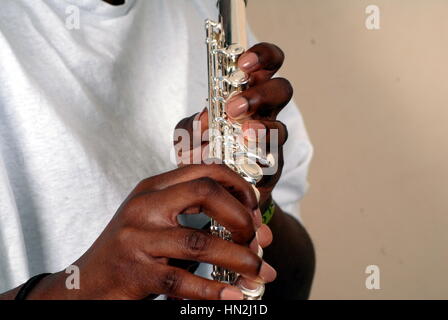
[124,194,146,214]
[159,269,182,295]
[183,230,212,258]
[241,208,255,227]
[116,227,133,249]
[259,41,282,55]
[120,196,143,223]
[271,43,285,61]
[232,218,256,244]
[241,250,263,276]
[193,176,220,198]
[254,84,269,101]
[277,121,289,143]
[175,115,193,131]
[121,192,159,226]
[112,229,143,274]
[174,117,194,146]
[258,41,271,47]
[134,180,144,191]
[240,184,258,210]
[197,281,216,300]
[132,178,150,195]
[257,42,285,69]
[204,163,228,175]
[133,177,159,195]
[136,177,150,189]
[275,78,294,100]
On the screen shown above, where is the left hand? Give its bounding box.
[175,42,292,209]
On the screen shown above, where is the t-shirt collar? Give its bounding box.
[62,0,136,18]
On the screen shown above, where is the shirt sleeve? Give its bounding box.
[247,28,314,222]
[274,100,313,221]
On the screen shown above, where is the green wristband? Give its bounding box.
[262,201,275,225]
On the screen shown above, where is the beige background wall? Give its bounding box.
[248,0,448,299]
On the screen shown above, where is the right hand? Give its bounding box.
[28,164,276,300]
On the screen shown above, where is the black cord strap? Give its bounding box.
[15,273,51,300]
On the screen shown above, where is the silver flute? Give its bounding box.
[206,0,267,300]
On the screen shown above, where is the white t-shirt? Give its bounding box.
[0,0,312,293]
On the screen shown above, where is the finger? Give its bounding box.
[176,142,209,168]
[240,225,274,292]
[247,69,277,86]
[147,264,244,300]
[248,225,273,254]
[238,42,285,76]
[237,276,266,292]
[134,177,256,244]
[242,120,288,147]
[174,109,209,150]
[225,78,293,120]
[142,228,275,282]
[253,208,262,229]
[132,164,259,213]
[257,224,273,248]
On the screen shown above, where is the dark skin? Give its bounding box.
[0,1,315,300]
[175,42,315,299]
[1,165,276,300]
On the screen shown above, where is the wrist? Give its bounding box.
[15,273,51,300]
[27,271,78,300]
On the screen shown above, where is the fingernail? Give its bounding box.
[259,261,277,282]
[221,287,244,300]
[252,185,260,202]
[243,122,266,141]
[239,278,262,290]
[253,209,262,229]
[239,52,259,71]
[226,96,249,119]
[258,245,264,258]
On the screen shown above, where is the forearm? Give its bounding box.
[262,202,315,300]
